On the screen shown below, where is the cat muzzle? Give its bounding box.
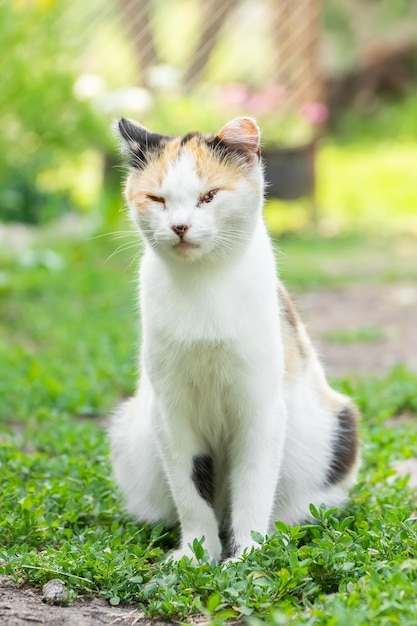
[171,223,190,237]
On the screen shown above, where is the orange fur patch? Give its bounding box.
[125,174,149,216]
[156,137,182,184]
[190,139,239,190]
[277,282,307,379]
[126,135,243,215]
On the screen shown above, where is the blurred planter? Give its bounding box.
[263,142,316,200]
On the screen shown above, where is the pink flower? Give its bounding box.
[221,83,251,110]
[246,92,270,115]
[246,85,287,115]
[221,83,287,115]
[299,101,328,125]
[260,84,287,108]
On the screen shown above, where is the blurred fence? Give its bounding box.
[3,0,417,222]
[35,0,324,109]
[24,0,417,105]
[115,0,323,107]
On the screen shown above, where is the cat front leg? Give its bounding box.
[157,422,222,563]
[226,397,287,560]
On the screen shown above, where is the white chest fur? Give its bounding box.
[141,222,279,341]
[140,220,284,440]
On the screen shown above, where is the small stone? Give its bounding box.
[41,578,69,605]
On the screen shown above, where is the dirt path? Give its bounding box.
[299,282,417,378]
[0,576,169,626]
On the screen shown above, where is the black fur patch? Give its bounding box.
[326,404,359,485]
[118,118,169,169]
[205,136,246,165]
[180,131,200,146]
[191,454,214,506]
[206,135,261,165]
[222,529,239,560]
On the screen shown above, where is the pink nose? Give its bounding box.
[171,223,189,237]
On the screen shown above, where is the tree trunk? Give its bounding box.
[268,0,323,106]
[117,0,160,82]
[184,0,240,87]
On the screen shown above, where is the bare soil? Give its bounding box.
[299,281,417,378]
[0,576,170,626]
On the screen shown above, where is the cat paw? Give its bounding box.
[222,548,246,566]
[222,538,257,565]
[166,547,199,564]
[165,540,221,564]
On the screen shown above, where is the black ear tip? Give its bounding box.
[118,117,130,135]
[118,117,142,142]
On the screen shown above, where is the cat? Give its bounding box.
[109,116,360,563]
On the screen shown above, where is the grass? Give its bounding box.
[272,232,417,291]
[1,228,417,625]
[322,327,386,344]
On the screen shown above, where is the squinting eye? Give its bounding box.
[146,194,165,206]
[199,189,218,205]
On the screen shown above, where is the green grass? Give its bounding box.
[0,237,137,420]
[322,327,386,344]
[273,233,417,290]
[1,230,417,624]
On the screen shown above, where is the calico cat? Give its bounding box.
[109,116,360,562]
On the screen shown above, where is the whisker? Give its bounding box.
[122,250,142,273]
[104,242,141,264]
[88,230,135,242]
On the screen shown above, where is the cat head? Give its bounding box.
[116,117,263,264]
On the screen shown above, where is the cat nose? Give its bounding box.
[171,223,190,237]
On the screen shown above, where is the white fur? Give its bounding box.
[109,136,359,562]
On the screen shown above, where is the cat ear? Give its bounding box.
[116,118,167,168]
[216,117,261,161]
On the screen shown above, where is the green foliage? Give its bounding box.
[141,94,223,136]
[254,87,417,237]
[0,1,108,224]
[1,391,417,623]
[333,91,417,144]
[318,140,417,233]
[1,232,417,623]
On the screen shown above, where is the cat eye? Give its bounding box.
[199,189,219,205]
[146,194,165,206]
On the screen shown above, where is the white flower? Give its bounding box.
[73,74,106,101]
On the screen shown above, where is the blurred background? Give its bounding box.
[2,0,417,233]
[2,0,417,385]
